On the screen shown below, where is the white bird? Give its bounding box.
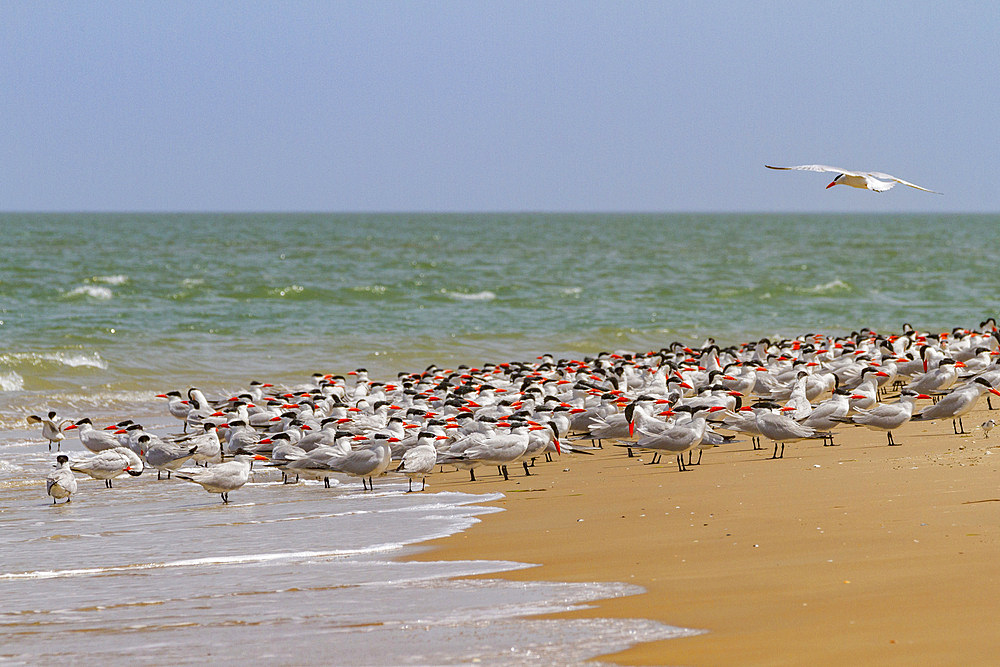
[70,447,144,487]
[138,435,198,479]
[905,359,964,396]
[173,454,267,503]
[325,435,395,490]
[65,418,121,453]
[443,423,534,482]
[27,411,72,451]
[840,390,929,446]
[395,432,443,492]
[980,419,996,438]
[911,378,1000,434]
[765,164,941,194]
[633,411,713,472]
[46,454,78,504]
[753,402,822,459]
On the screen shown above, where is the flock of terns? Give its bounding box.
[34,319,999,505]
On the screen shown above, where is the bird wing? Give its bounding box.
[765,164,859,176]
[867,172,941,194]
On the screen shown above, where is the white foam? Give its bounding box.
[66,285,113,300]
[0,371,24,391]
[91,275,129,285]
[805,279,851,294]
[0,351,107,370]
[445,290,496,301]
[0,546,407,581]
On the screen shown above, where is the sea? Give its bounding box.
[1,212,997,664]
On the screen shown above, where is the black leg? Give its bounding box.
[523,461,531,476]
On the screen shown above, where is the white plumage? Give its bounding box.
[765,164,941,193]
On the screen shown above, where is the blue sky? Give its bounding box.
[2,2,995,213]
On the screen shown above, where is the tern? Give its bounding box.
[765,164,941,193]
[753,402,823,459]
[46,454,78,504]
[838,390,930,446]
[911,378,1000,434]
[395,432,444,492]
[27,411,72,451]
[65,418,121,453]
[70,447,144,487]
[174,453,267,503]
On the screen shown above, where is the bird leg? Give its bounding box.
[676,455,687,472]
[523,461,531,476]
[469,469,476,482]
[500,465,509,481]
[887,431,900,446]
[407,479,413,493]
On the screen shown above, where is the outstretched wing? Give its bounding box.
[765,164,857,175]
[868,172,941,194]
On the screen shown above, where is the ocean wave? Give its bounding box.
[350,284,388,294]
[91,274,129,285]
[444,290,496,302]
[265,285,306,298]
[0,371,24,392]
[798,279,853,294]
[65,285,113,300]
[0,351,108,370]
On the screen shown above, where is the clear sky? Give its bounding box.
[2,2,996,213]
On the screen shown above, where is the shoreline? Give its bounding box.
[410,400,1000,665]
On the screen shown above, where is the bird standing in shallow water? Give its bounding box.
[173,454,267,503]
[46,454,78,504]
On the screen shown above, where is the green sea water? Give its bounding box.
[1,212,997,424]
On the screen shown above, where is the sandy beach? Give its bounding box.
[413,399,1000,665]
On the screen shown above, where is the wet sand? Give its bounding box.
[412,401,1000,665]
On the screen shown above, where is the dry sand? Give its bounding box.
[411,400,1000,665]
